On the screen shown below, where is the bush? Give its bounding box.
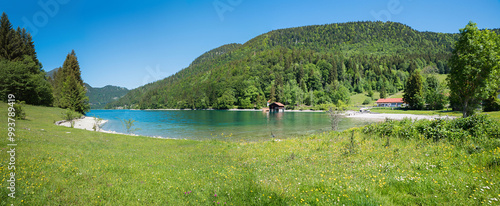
[362,114,500,142]
[61,109,81,128]
[362,97,372,105]
[13,101,26,120]
[367,90,374,98]
[483,93,500,112]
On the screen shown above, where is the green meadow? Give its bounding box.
[1,103,500,205]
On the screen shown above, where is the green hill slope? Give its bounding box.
[47,69,130,109]
[107,21,462,109]
[84,84,129,109]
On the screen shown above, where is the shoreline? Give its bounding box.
[344,111,457,120]
[56,111,455,138]
[55,116,181,139]
[94,108,327,112]
[56,116,110,132]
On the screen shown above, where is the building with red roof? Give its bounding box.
[376,98,404,107]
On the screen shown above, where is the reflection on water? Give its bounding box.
[87,110,378,141]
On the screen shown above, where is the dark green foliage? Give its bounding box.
[362,97,372,105]
[483,90,500,112]
[363,115,500,143]
[107,22,459,109]
[379,85,387,99]
[0,56,53,106]
[84,84,129,109]
[367,89,374,98]
[448,22,500,117]
[0,12,39,65]
[424,75,447,110]
[403,71,424,109]
[52,50,89,114]
[0,12,52,106]
[13,101,26,119]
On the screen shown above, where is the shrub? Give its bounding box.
[327,105,345,131]
[362,114,500,142]
[367,90,374,98]
[362,97,372,105]
[13,101,26,120]
[122,118,141,134]
[61,109,81,128]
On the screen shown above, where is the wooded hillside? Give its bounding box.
[107,21,465,109]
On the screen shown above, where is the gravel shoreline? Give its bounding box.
[56,116,110,132]
[344,112,456,121]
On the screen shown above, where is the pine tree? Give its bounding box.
[270,83,276,102]
[0,12,52,106]
[0,12,13,60]
[379,85,387,99]
[403,71,424,110]
[329,59,337,84]
[0,13,39,63]
[18,28,38,65]
[53,50,89,114]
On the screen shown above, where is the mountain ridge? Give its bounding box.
[84,83,129,109]
[106,21,498,109]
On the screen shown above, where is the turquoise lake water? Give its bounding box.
[87,110,379,141]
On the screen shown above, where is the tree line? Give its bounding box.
[0,12,89,114]
[403,22,500,117]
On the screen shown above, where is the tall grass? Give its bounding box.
[1,103,500,205]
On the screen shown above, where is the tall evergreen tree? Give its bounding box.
[53,50,89,114]
[403,71,424,110]
[379,84,387,99]
[0,12,52,106]
[0,12,13,60]
[270,83,276,102]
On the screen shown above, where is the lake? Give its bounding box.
[87,110,379,141]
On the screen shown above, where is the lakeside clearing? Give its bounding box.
[1,103,500,205]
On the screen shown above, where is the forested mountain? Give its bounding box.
[84,84,129,109]
[46,68,129,109]
[107,21,478,109]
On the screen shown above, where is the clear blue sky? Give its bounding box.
[2,0,499,89]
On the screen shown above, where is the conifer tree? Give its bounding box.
[0,12,14,60]
[379,85,387,99]
[403,71,424,110]
[0,12,51,106]
[53,50,89,114]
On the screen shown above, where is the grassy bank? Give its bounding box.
[1,103,500,205]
